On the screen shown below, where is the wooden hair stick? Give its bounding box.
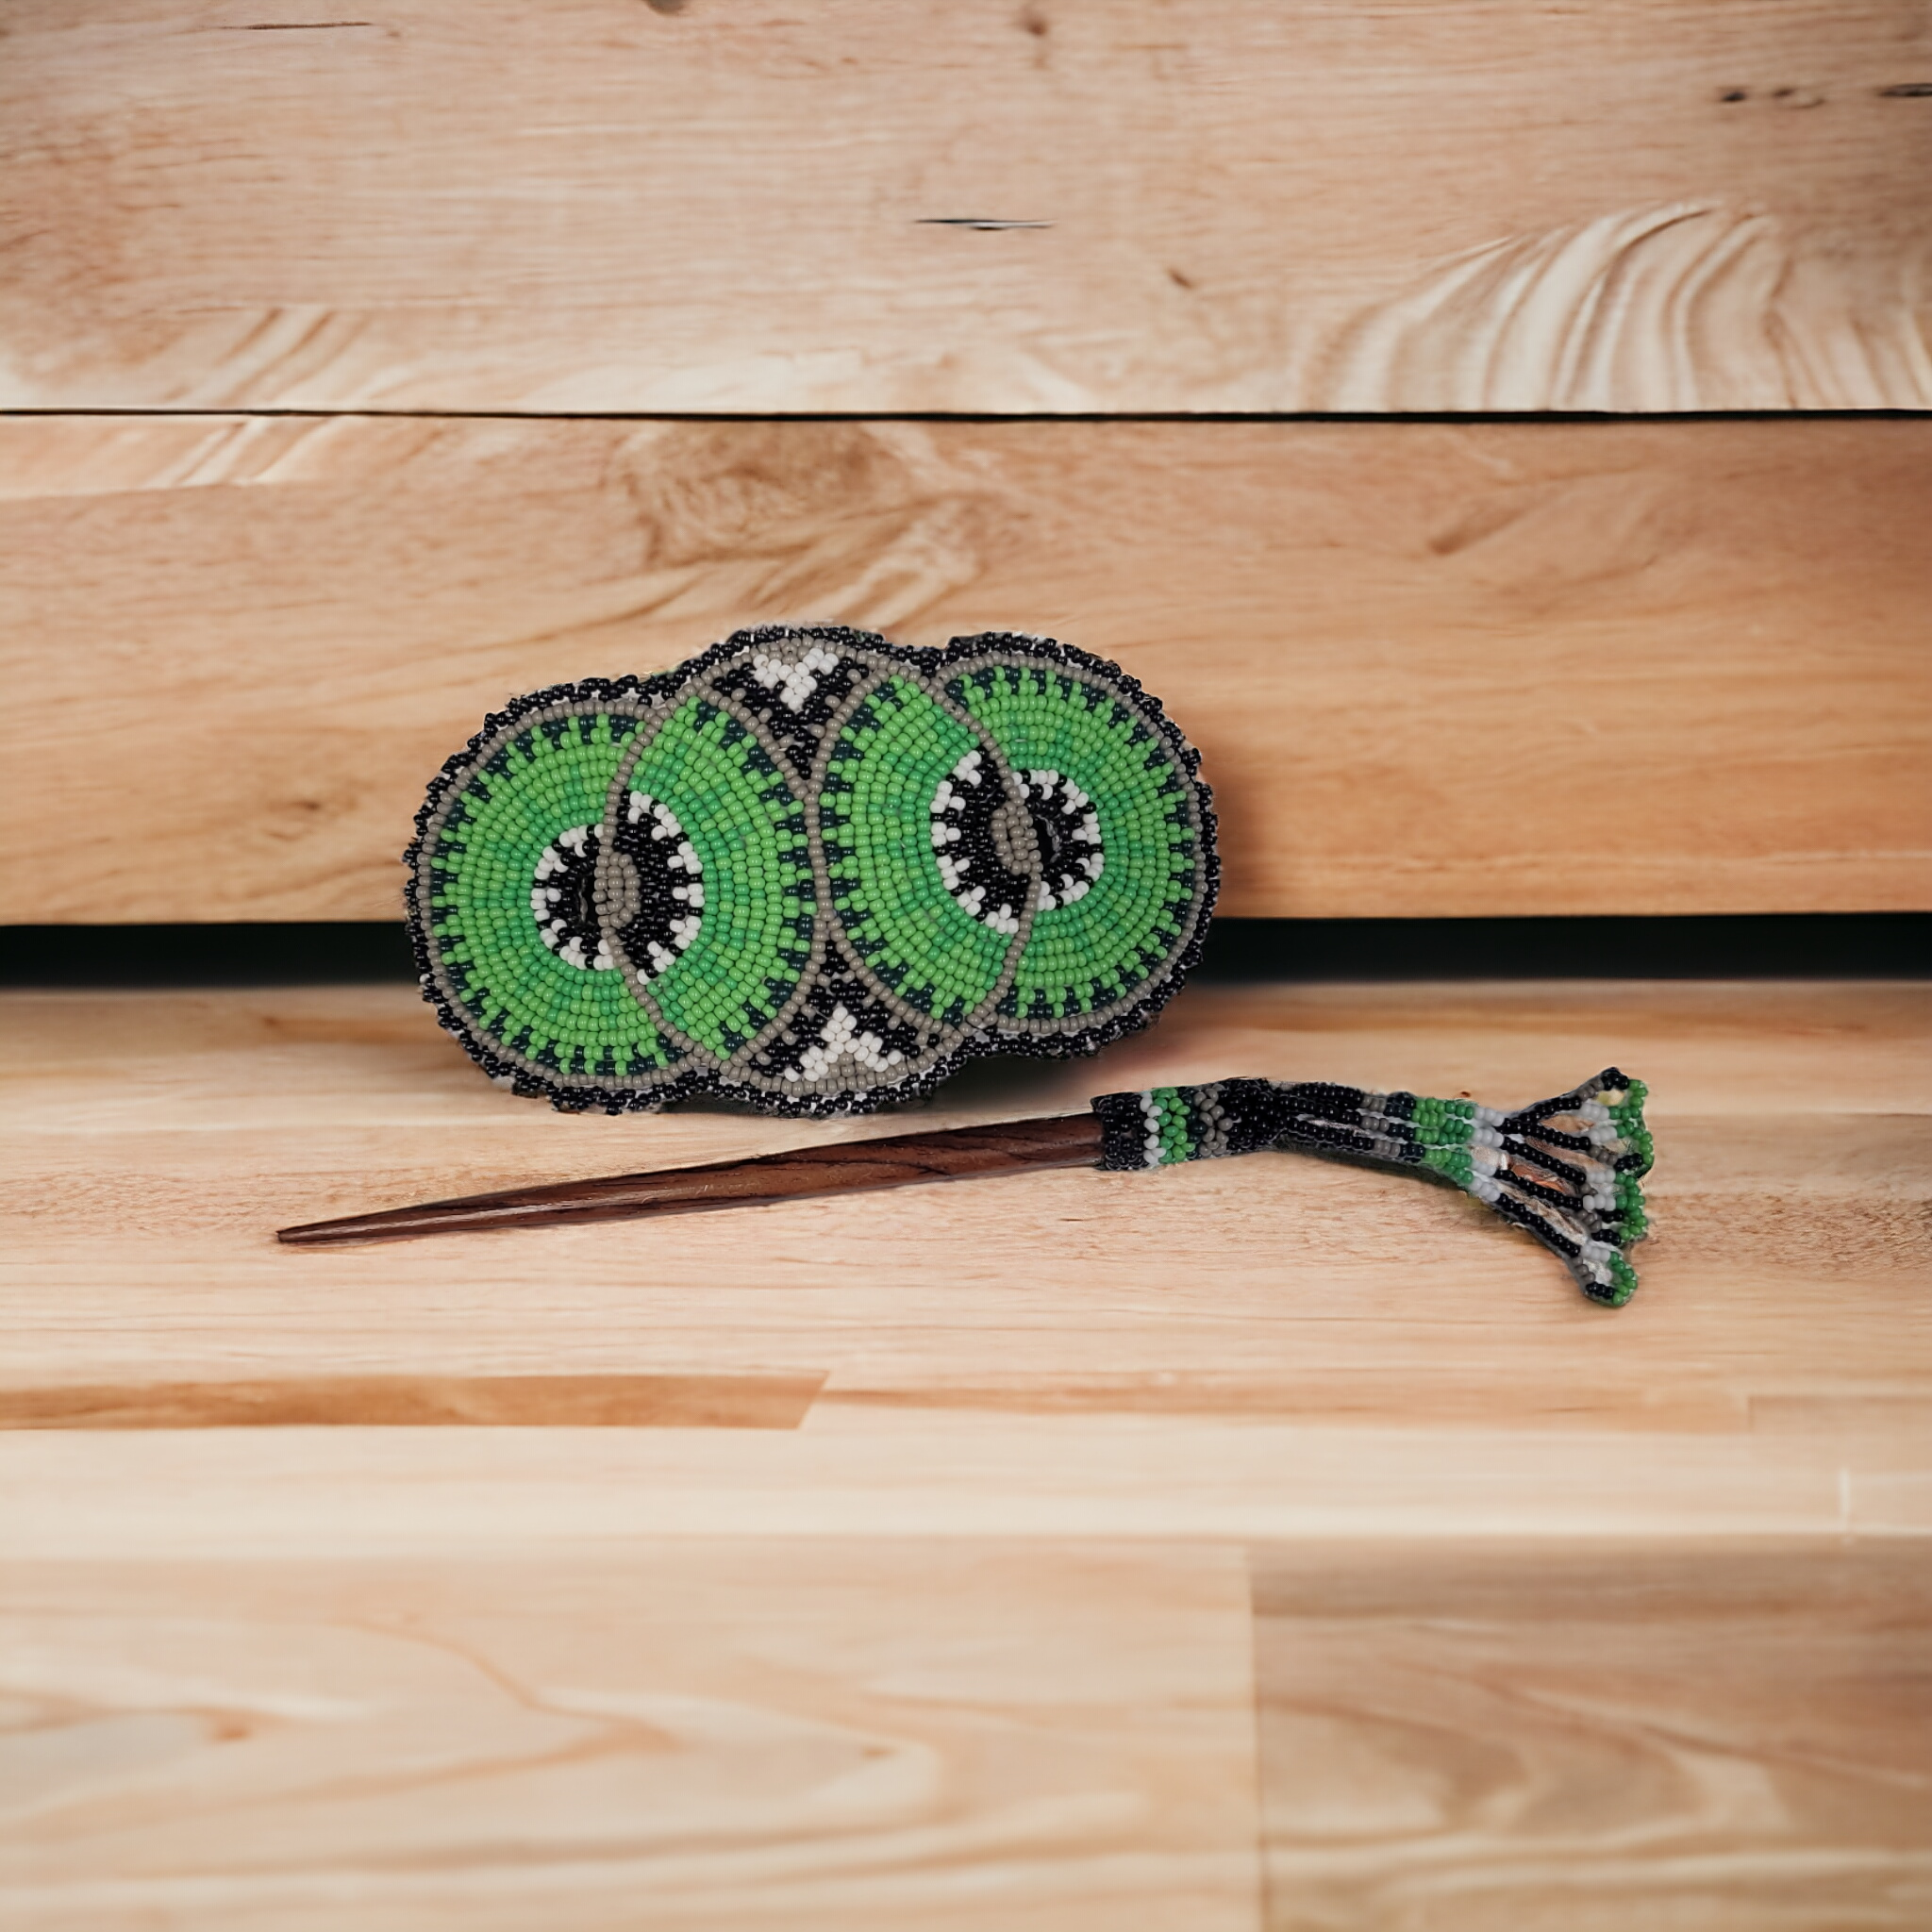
[279,1113,1101,1246]
[279,1069,1654,1306]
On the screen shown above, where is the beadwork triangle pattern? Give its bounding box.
[407,627,1218,1115]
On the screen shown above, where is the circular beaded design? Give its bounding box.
[410,696,677,1096]
[407,627,1217,1114]
[819,674,1023,1029]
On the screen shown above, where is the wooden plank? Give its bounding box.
[2,1,1927,411]
[0,1420,1882,1554]
[0,1541,1263,1930]
[4,415,1926,923]
[0,1372,824,1429]
[2,980,1925,1542]
[1253,1542,1932,1930]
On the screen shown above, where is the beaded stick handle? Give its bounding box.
[1090,1067,1651,1305]
[280,1070,1651,1304]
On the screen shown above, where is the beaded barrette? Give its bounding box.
[408,626,1215,1116]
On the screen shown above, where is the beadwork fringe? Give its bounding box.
[1093,1069,1653,1305]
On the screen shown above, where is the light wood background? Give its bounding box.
[2,0,1928,412]
[3,980,1929,1927]
[4,414,1928,923]
[7,3,1930,1924]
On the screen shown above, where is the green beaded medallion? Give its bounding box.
[414,695,678,1091]
[407,627,1217,1114]
[947,641,1204,1030]
[820,674,1020,1028]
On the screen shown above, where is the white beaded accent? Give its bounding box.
[1025,770,1105,910]
[1139,1092,1164,1168]
[530,824,620,971]
[792,1003,905,1082]
[749,643,840,713]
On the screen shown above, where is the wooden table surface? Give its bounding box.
[4,977,1927,1928]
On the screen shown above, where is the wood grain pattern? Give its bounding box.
[2,980,1927,1922]
[7,1544,1926,1932]
[0,1541,1264,1930]
[2,1,1927,411]
[1254,1542,1932,1931]
[5,414,1927,923]
[2,979,1925,1541]
[0,1372,824,1429]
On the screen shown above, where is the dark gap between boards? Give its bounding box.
[0,914,1924,989]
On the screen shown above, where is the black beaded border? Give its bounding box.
[404,626,1219,1117]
